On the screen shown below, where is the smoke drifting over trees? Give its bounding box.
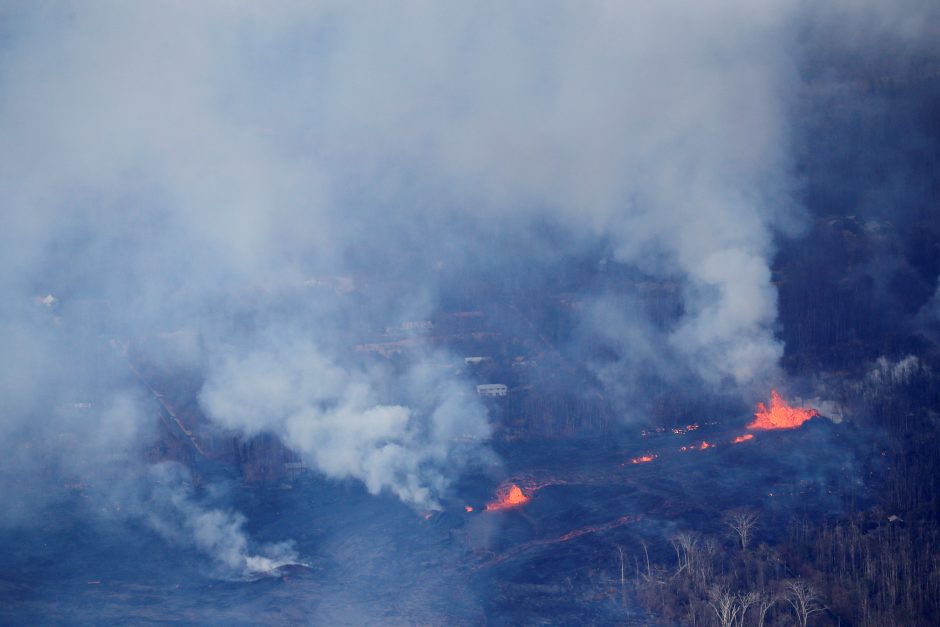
[1,0,801,508]
[1,0,939,620]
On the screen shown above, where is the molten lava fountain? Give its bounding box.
[747,390,818,430]
[485,483,530,512]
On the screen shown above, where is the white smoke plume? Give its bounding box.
[4,0,935,547]
[139,463,301,579]
[0,1,795,512]
[199,337,491,508]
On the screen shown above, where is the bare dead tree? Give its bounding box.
[726,511,759,551]
[695,535,718,585]
[617,545,626,588]
[678,531,698,566]
[670,530,698,577]
[707,586,740,627]
[641,539,652,581]
[734,590,759,627]
[670,536,684,576]
[755,591,777,627]
[785,579,824,627]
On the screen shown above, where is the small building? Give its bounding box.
[284,461,305,480]
[476,384,508,397]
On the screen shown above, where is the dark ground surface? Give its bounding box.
[0,412,870,625]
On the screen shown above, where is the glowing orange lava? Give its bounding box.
[732,433,754,444]
[748,390,818,431]
[631,454,658,464]
[485,483,530,511]
[679,441,712,452]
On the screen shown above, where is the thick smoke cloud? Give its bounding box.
[253,1,801,387]
[199,337,490,507]
[776,0,940,367]
[0,1,805,520]
[4,0,937,578]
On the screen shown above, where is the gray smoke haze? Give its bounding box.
[2,0,937,574]
[134,462,301,579]
[199,337,491,507]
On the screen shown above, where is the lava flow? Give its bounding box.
[732,433,754,444]
[748,389,818,431]
[485,483,530,511]
[476,514,640,570]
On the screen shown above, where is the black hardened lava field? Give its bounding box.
[2,4,940,626]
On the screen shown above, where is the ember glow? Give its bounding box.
[679,441,712,452]
[465,505,474,513]
[747,390,818,431]
[732,434,754,444]
[485,483,530,512]
[631,454,658,464]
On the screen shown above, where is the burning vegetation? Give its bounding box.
[748,390,818,431]
[630,454,658,464]
[732,433,754,444]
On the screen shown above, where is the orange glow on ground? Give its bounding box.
[465,505,474,513]
[748,390,818,431]
[732,433,754,444]
[631,454,658,464]
[485,483,530,511]
[679,441,712,452]
[476,514,641,569]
